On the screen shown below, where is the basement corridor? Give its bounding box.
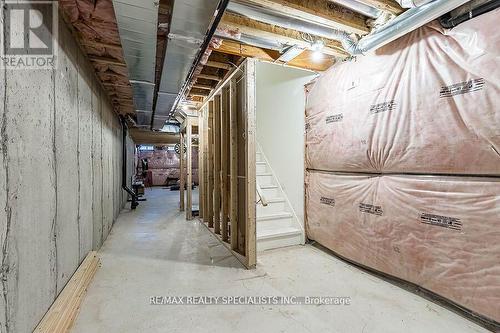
[71,189,487,333]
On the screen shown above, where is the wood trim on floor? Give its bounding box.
[34,251,100,333]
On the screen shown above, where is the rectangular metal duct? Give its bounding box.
[153,0,220,130]
[113,0,158,125]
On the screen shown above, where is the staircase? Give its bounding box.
[256,146,304,252]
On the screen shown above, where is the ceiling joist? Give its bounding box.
[356,0,403,15]
[241,0,370,35]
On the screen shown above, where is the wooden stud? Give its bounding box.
[207,101,215,228]
[213,95,222,234]
[186,118,193,220]
[180,132,185,211]
[220,87,230,242]
[229,78,239,250]
[203,107,210,223]
[198,115,204,219]
[244,59,257,268]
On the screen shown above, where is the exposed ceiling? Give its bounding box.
[60,0,477,142]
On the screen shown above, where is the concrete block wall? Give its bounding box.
[0,17,133,333]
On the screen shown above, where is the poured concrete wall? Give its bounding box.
[0,17,133,333]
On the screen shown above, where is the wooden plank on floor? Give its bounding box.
[34,251,99,333]
[213,94,222,234]
[229,78,239,250]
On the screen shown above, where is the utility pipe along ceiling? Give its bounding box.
[112,0,483,131]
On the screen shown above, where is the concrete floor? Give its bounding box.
[72,188,488,333]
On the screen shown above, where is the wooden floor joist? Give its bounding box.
[243,0,370,35]
[35,251,99,333]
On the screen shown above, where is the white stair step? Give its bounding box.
[256,162,267,173]
[260,185,280,198]
[257,198,286,215]
[256,152,263,162]
[257,174,274,186]
[257,226,302,252]
[257,226,302,239]
[257,212,292,222]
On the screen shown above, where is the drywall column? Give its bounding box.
[0,17,133,333]
[180,132,185,211]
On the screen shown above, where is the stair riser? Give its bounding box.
[257,201,287,216]
[257,233,303,252]
[256,153,263,162]
[257,216,295,229]
[256,164,267,174]
[260,187,279,198]
[257,174,274,186]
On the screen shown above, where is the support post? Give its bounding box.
[213,94,222,234]
[179,131,185,211]
[229,78,238,250]
[207,101,214,227]
[220,87,229,241]
[186,118,193,220]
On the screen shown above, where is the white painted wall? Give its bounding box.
[256,61,317,225]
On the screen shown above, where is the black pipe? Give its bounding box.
[166,0,231,123]
[440,0,500,28]
[120,117,139,209]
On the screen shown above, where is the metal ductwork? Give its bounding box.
[328,0,382,18]
[215,28,288,52]
[113,0,158,126]
[152,0,221,130]
[226,1,359,46]
[348,0,473,54]
[228,0,472,56]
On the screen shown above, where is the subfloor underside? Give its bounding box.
[72,188,488,333]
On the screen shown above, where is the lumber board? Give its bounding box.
[244,59,257,268]
[180,132,185,211]
[186,118,193,220]
[220,87,230,241]
[213,95,222,234]
[34,251,99,333]
[229,77,239,250]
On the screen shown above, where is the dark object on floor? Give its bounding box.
[170,184,196,191]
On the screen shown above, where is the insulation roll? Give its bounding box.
[305,170,500,322]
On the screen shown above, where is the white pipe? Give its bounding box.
[395,0,434,8]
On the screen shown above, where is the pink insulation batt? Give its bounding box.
[305,11,500,175]
[304,9,500,324]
